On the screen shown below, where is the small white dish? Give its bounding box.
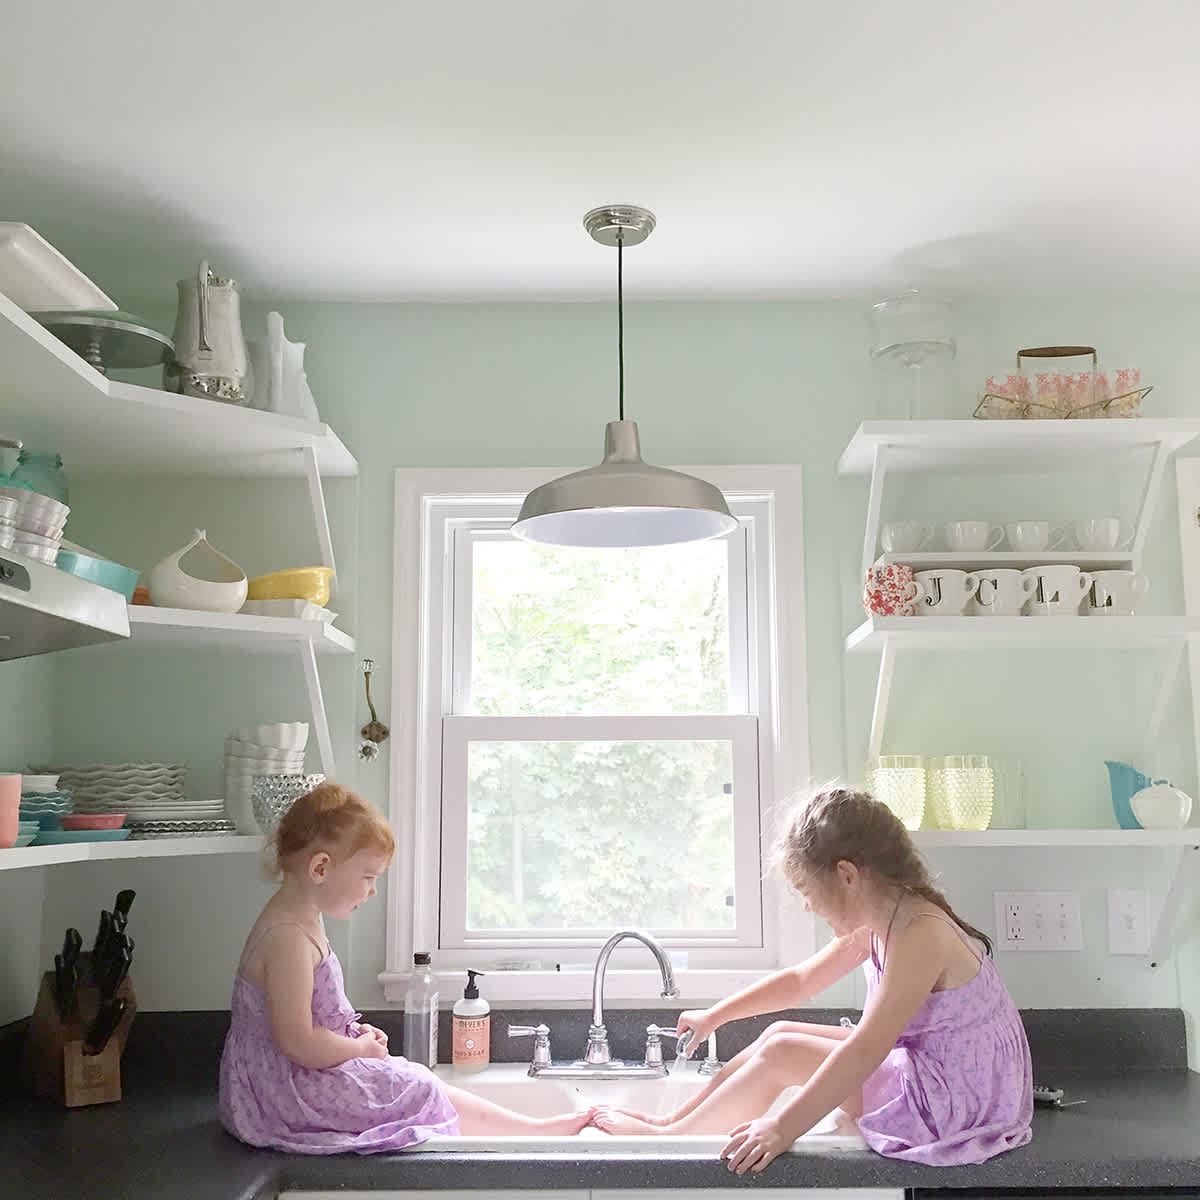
[0,222,118,312]
[1130,784,1193,830]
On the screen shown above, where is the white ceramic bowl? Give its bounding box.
[1130,784,1193,830]
[21,774,60,793]
[233,722,309,751]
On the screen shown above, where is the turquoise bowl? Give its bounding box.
[55,550,140,602]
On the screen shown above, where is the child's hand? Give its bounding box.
[721,1115,789,1174]
[674,1008,717,1055]
[355,1031,390,1060]
[353,1021,389,1049]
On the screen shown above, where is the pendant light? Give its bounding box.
[512,205,737,547]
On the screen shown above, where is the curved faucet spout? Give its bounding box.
[586,929,678,1064]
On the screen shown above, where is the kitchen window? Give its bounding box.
[383,467,809,1003]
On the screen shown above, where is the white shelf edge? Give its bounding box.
[846,615,1200,652]
[838,419,1200,476]
[914,829,1199,848]
[874,551,1137,571]
[0,835,265,871]
[0,291,358,479]
[112,607,356,654]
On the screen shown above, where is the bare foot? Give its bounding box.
[829,1108,861,1138]
[592,1106,664,1135]
[537,1108,596,1135]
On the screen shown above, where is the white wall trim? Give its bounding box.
[384,464,812,1005]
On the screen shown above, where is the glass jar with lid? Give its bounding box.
[9,449,69,504]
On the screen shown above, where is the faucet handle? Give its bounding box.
[508,1023,552,1068]
[644,1023,681,1067]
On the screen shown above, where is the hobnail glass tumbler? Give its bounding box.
[251,772,326,836]
[866,755,926,831]
[926,755,994,831]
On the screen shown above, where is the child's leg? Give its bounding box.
[443,1083,594,1136]
[618,1020,852,1126]
[595,1028,859,1135]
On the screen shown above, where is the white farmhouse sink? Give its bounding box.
[409,1063,866,1154]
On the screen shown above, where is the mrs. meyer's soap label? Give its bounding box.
[452,1016,489,1067]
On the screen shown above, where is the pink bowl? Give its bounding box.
[59,813,126,831]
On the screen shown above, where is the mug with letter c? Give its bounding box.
[973,568,1038,616]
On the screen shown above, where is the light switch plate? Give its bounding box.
[1107,888,1150,955]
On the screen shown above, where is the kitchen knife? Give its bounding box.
[53,953,69,1019]
[83,996,127,1056]
[61,927,81,1014]
[113,888,135,924]
[93,908,112,956]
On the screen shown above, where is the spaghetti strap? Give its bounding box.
[242,921,329,962]
[906,910,983,963]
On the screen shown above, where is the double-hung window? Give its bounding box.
[383,467,808,1002]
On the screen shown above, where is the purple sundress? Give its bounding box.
[219,933,459,1155]
[856,912,1033,1165]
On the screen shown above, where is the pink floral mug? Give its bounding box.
[863,564,927,617]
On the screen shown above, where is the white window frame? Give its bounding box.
[381,466,811,1005]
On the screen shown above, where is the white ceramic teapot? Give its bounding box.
[147,529,248,612]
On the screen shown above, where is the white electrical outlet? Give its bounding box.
[1107,889,1151,955]
[993,891,1083,951]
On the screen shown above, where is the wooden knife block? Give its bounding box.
[22,952,137,1107]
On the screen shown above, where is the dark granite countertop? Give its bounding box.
[2,1011,1198,1200]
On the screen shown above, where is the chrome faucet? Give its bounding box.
[509,928,681,1079]
[586,928,678,1065]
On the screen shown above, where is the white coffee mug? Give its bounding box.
[881,521,934,554]
[973,568,1038,616]
[1005,521,1066,554]
[944,521,1004,552]
[914,568,980,616]
[1073,517,1130,552]
[1021,565,1092,615]
[1086,569,1148,616]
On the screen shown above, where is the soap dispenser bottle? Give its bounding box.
[451,969,490,1072]
[402,952,439,1067]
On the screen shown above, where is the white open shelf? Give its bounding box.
[0,834,265,871]
[846,614,1200,652]
[873,551,1137,572]
[0,292,357,478]
[838,419,1200,475]
[121,606,354,654]
[914,829,1198,848]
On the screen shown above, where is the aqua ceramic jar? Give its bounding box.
[10,449,69,504]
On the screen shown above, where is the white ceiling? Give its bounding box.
[6,0,1200,302]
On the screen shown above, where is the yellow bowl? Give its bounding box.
[246,566,334,607]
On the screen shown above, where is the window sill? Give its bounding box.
[378,968,774,1007]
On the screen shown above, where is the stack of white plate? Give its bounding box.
[47,762,196,820]
[225,724,309,833]
[0,488,69,562]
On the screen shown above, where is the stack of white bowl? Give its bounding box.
[0,487,69,564]
[224,723,309,833]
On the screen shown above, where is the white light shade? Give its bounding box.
[512,421,737,548]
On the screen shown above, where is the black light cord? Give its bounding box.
[617,230,624,421]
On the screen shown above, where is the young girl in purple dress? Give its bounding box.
[596,786,1033,1173]
[219,782,592,1154]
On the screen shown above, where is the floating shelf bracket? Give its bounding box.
[300,444,337,578]
[1148,842,1199,966]
[298,639,337,777]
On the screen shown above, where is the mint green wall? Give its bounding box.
[2,295,1196,1065]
